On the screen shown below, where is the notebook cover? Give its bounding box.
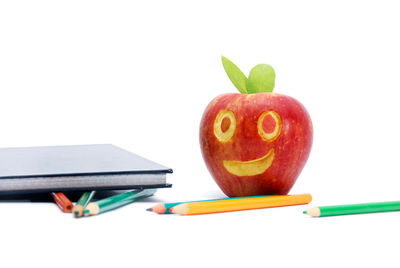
[0,144,172,178]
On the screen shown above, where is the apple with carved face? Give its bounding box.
[199,57,313,197]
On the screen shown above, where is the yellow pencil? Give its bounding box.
[170,194,312,215]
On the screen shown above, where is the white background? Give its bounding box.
[1,1,400,267]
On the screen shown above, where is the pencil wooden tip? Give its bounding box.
[84,203,100,216]
[304,207,321,217]
[73,205,84,217]
[170,203,189,215]
[148,204,167,214]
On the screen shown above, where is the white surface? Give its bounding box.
[1,1,400,267]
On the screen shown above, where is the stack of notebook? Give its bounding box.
[0,144,172,195]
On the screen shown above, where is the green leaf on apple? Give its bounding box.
[246,64,275,93]
[222,56,276,94]
[221,56,248,94]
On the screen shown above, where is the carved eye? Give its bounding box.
[257,110,282,142]
[214,110,236,142]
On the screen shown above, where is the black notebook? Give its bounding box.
[0,144,172,194]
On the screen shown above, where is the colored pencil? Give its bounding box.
[84,189,156,216]
[73,191,96,217]
[303,200,400,217]
[170,194,312,215]
[147,195,276,214]
[51,192,73,213]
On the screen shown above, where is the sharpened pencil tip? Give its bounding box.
[303,210,307,214]
[84,209,89,214]
[146,208,153,212]
[74,210,79,216]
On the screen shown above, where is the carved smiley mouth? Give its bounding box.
[222,148,275,176]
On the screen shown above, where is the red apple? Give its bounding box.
[199,92,313,197]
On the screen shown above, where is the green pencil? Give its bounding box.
[304,200,400,217]
[84,189,156,216]
[73,191,96,217]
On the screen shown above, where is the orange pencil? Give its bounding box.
[51,192,73,213]
[170,194,312,215]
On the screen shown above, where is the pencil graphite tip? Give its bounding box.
[146,208,153,212]
[303,210,307,214]
[74,210,79,216]
[84,209,89,214]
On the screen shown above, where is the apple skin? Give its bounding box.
[199,92,313,197]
